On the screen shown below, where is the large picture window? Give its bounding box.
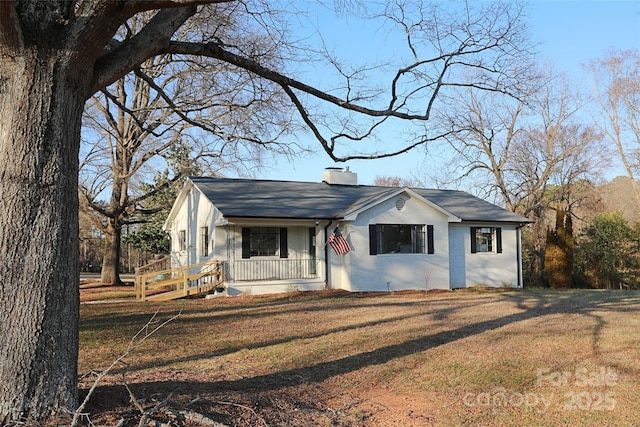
[250,227,278,256]
[242,227,288,258]
[369,224,433,255]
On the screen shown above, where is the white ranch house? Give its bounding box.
[164,169,532,295]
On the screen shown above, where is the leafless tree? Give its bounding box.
[79,10,296,285]
[373,175,423,188]
[586,49,640,216]
[437,70,607,284]
[439,70,605,214]
[0,1,535,421]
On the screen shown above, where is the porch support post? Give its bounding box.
[324,220,333,289]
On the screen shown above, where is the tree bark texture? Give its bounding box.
[0,43,84,423]
[0,2,196,420]
[99,141,130,286]
[100,218,124,285]
[0,0,533,421]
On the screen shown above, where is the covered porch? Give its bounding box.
[220,221,328,295]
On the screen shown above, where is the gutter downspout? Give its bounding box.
[516,223,525,288]
[324,220,333,289]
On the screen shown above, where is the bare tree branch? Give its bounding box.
[72,310,182,427]
[92,7,197,93]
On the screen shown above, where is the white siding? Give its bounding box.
[335,191,451,292]
[165,181,524,295]
[449,223,521,288]
[169,187,225,267]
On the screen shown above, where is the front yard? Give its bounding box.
[79,288,640,426]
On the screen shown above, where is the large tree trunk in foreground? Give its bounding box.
[0,48,84,422]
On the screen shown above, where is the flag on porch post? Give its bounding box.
[328,227,352,255]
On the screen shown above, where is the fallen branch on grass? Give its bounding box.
[163,408,228,427]
[137,392,173,427]
[71,309,182,427]
[213,401,269,427]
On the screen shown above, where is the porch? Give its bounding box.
[227,258,318,281]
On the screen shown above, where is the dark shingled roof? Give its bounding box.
[190,177,531,223]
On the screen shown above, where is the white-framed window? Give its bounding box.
[200,226,209,257]
[477,227,493,252]
[471,227,502,253]
[178,230,186,251]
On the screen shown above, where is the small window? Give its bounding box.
[471,227,502,253]
[200,226,209,257]
[178,230,186,251]
[372,224,425,254]
[477,227,493,252]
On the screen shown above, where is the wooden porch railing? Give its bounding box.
[134,256,170,277]
[135,259,225,302]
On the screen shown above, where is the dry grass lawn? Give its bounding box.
[78,288,640,426]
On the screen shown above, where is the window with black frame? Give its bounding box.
[470,227,502,253]
[249,227,278,256]
[369,224,433,255]
[241,227,288,258]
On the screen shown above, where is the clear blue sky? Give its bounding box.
[256,1,640,187]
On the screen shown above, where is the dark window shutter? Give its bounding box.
[280,228,288,258]
[427,225,434,254]
[470,227,477,253]
[242,228,251,259]
[369,224,377,255]
[496,227,502,253]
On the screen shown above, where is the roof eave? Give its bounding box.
[343,187,462,222]
[222,215,341,223]
[163,179,194,231]
[457,218,534,225]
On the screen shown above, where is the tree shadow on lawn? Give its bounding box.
[81,291,471,331]
[83,290,640,411]
[85,296,493,374]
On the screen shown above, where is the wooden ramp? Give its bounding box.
[135,259,225,302]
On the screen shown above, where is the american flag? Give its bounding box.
[329,227,352,255]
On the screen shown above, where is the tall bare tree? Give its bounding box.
[587,49,640,216]
[439,71,605,213]
[80,10,294,285]
[437,70,606,284]
[0,1,534,421]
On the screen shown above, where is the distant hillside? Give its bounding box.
[598,176,640,224]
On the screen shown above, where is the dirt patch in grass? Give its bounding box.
[76,289,640,426]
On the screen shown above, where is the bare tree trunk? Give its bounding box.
[101,219,124,285]
[0,50,82,421]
